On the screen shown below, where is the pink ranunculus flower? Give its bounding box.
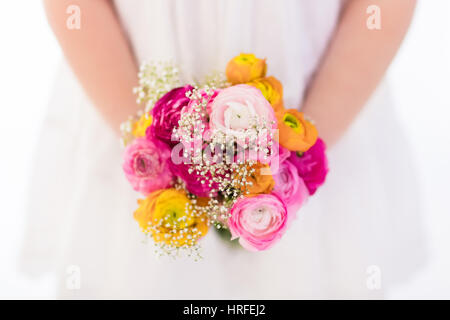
[209,84,277,137]
[267,145,290,174]
[178,88,220,149]
[123,138,173,195]
[278,146,291,164]
[183,88,220,119]
[288,138,329,195]
[228,194,288,251]
[272,160,309,222]
[148,85,193,146]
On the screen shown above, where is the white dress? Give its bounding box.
[20,0,427,299]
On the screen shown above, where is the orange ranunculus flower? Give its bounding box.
[194,197,211,208]
[247,76,284,113]
[234,163,275,195]
[132,113,152,138]
[134,189,208,247]
[277,109,318,152]
[225,53,267,85]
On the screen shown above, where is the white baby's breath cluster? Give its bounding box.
[143,214,206,261]
[120,60,181,146]
[195,70,230,89]
[174,87,277,229]
[134,60,182,113]
[119,115,136,147]
[143,235,204,261]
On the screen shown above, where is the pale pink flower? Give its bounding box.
[209,84,277,137]
[228,194,288,251]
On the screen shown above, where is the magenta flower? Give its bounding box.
[169,161,220,198]
[288,138,329,195]
[148,85,193,146]
[228,194,288,251]
[123,138,173,195]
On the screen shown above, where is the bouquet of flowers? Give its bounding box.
[121,54,328,259]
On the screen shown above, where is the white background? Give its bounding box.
[0,1,449,299]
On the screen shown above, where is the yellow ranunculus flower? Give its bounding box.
[132,113,153,138]
[225,53,267,85]
[247,76,284,113]
[134,189,163,231]
[134,189,209,247]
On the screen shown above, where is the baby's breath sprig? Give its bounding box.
[141,198,208,260]
[120,60,181,146]
[119,115,137,147]
[134,60,182,113]
[151,239,204,261]
[195,70,230,89]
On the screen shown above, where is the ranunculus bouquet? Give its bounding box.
[120,54,328,258]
